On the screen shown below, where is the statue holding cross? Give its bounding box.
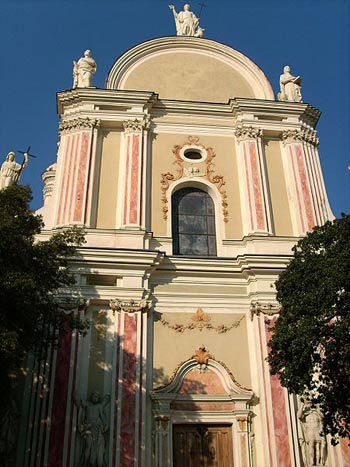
[0,147,35,191]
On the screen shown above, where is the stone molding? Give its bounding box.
[123,116,151,133]
[153,345,252,393]
[59,117,100,134]
[161,135,229,222]
[282,128,319,147]
[234,125,263,142]
[109,297,152,314]
[250,301,280,320]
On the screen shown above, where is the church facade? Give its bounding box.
[16,35,350,467]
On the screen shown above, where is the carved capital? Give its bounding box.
[55,296,89,314]
[250,301,280,320]
[282,128,319,147]
[109,298,152,314]
[234,125,263,142]
[123,116,151,133]
[59,117,100,134]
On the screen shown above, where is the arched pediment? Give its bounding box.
[106,37,275,102]
[152,347,253,402]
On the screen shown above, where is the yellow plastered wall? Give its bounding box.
[96,130,121,228]
[153,312,250,389]
[264,139,293,235]
[151,133,243,238]
[122,52,254,102]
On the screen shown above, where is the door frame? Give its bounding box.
[151,356,254,467]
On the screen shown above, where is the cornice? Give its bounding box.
[56,88,158,115]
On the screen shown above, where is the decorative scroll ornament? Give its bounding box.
[161,136,229,222]
[123,115,151,133]
[160,307,244,333]
[109,297,152,314]
[234,125,263,142]
[250,301,280,321]
[54,295,89,314]
[282,128,319,147]
[59,117,100,134]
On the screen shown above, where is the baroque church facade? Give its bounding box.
[15,29,350,467]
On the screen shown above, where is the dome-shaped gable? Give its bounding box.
[106,37,274,102]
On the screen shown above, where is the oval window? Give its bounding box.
[183,149,203,161]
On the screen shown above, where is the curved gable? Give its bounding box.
[106,37,274,102]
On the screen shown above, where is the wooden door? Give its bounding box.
[173,424,234,467]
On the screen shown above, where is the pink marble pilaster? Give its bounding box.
[47,323,73,467]
[265,318,292,467]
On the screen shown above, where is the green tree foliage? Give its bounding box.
[0,184,86,406]
[268,214,350,442]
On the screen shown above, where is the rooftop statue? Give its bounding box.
[169,4,204,37]
[278,65,302,103]
[0,151,28,191]
[73,49,97,88]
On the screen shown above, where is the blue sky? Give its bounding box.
[1,0,349,216]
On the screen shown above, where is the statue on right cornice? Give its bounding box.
[169,4,204,37]
[278,65,303,103]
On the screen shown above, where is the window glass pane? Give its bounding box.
[179,215,207,234]
[172,188,217,256]
[178,195,206,214]
[179,234,209,256]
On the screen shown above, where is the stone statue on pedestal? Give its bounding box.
[278,65,302,102]
[74,390,110,467]
[169,4,204,37]
[298,402,327,466]
[0,152,28,190]
[73,50,97,88]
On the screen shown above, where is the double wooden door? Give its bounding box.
[173,424,234,467]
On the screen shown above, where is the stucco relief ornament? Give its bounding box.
[250,301,280,320]
[169,4,204,37]
[160,308,244,333]
[161,136,229,222]
[278,65,302,103]
[123,115,151,133]
[234,125,263,142]
[59,117,100,134]
[192,345,213,372]
[282,128,319,147]
[73,49,97,88]
[109,296,152,314]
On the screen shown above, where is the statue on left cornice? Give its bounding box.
[0,151,28,191]
[169,4,204,37]
[73,49,97,88]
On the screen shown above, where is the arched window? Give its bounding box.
[172,187,217,256]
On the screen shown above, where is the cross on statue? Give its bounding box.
[198,1,207,17]
[17,145,37,159]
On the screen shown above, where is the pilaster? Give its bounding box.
[117,116,151,229]
[54,117,100,227]
[109,297,152,467]
[280,128,323,235]
[234,125,273,236]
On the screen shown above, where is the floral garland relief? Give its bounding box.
[160,136,229,222]
[160,308,244,334]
